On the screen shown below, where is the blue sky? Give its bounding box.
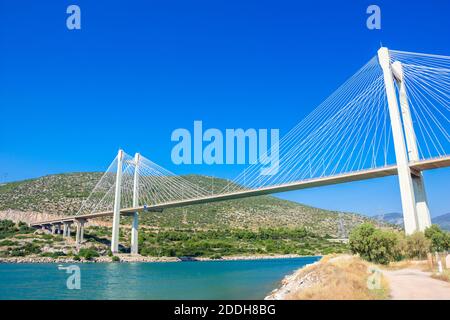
[0,1,449,217]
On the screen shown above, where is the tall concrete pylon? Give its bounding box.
[391,61,432,231]
[131,153,140,254]
[378,47,431,234]
[111,149,124,253]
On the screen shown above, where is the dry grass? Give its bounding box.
[381,259,430,271]
[431,269,450,283]
[286,255,389,300]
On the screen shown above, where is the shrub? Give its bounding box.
[403,231,430,259]
[349,223,401,264]
[7,242,41,257]
[0,239,18,247]
[424,225,449,252]
[78,248,99,260]
[112,255,120,262]
[41,251,66,258]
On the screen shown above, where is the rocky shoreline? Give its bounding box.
[0,253,310,264]
[265,257,322,299]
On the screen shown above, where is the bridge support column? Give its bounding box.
[378,47,418,235]
[75,219,86,246]
[131,153,140,255]
[111,149,124,253]
[63,222,72,237]
[391,61,432,232]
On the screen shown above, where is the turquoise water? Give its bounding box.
[0,256,319,300]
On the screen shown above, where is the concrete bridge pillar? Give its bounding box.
[131,153,140,255]
[111,149,124,253]
[378,47,419,235]
[75,219,86,246]
[63,222,72,237]
[391,61,432,232]
[63,223,68,237]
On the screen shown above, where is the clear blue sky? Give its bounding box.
[0,1,449,217]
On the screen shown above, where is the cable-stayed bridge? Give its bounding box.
[31,47,450,254]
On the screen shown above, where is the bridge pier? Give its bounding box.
[378,48,432,234]
[391,61,432,232]
[75,219,86,246]
[131,153,140,255]
[111,150,124,253]
[378,47,419,235]
[63,222,72,237]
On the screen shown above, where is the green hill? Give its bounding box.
[0,173,383,237]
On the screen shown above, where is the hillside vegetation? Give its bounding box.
[0,173,384,237]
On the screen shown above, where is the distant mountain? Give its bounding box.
[0,173,388,237]
[373,212,450,231]
[433,213,450,231]
[373,212,404,227]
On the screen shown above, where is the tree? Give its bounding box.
[349,223,376,261]
[424,225,450,252]
[403,231,430,259]
[349,223,402,264]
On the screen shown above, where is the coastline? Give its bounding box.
[265,254,390,300]
[0,253,318,264]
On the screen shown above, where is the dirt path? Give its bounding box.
[383,268,450,300]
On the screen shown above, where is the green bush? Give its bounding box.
[78,248,99,260]
[0,220,18,239]
[403,231,430,259]
[7,242,41,257]
[112,255,120,262]
[0,239,18,247]
[41,251,66,258]
[425,225,449,252]
[349,223,402,264]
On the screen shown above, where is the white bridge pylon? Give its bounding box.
[31,47,450,253]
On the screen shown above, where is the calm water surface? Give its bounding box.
[0,256,320,299]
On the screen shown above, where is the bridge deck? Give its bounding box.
[30,155,450,226]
